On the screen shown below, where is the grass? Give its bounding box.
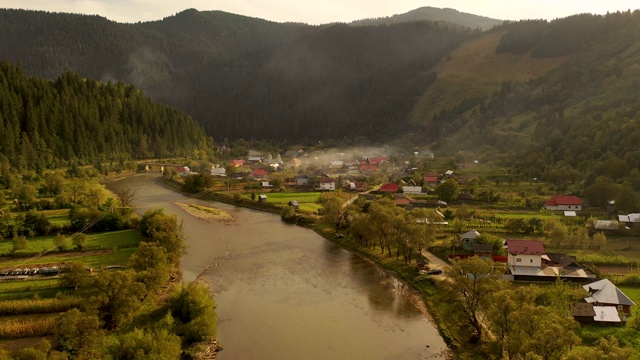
[0,229,143,254]
[0,278,60,294]
[251,191,321,203]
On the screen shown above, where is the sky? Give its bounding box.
[1,0,639,24]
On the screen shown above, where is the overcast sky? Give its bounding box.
[2,0,639,24]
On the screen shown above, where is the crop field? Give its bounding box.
[0,247,136,269]
[0,229,143,254]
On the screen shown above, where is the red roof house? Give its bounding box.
[380,183,399,193]
[544,195,583,211]
[506,240,547,267]
[424,176,439,185]
[250,169,268,179]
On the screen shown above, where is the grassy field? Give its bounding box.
[0,229,143,254]
[41,209,70,226]
[254,192,321,203]
[0,278,60,294]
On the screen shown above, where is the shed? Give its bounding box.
[258,194,268,203]
[288,200,300,209]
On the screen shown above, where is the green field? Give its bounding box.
[0,278,60,294]
[0,229,143,254]
[254,192,321,203]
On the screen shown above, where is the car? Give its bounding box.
[0,270,9,276]
[427,268,443,275]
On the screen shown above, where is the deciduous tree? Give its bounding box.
[440,256,505,341]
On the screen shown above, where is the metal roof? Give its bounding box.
[583,279,636,306]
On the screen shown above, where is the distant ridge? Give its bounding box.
[350,6,503,30]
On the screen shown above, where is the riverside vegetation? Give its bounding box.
[167,164,640,359]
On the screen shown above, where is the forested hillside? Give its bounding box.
[411,11,640,182]
[3,7,640,180]
[0,8,473,143]
[350,6,502,30]
[0,62,212,171]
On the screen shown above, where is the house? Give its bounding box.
[380,183,399,193]
[457,193,476,203]
[571,303,625,326]
[261,181,273,188]
[472,244,493,258]
[582,279,636,316]
[347,181,366,192]
[544,195,583,211]
[175,166,192,177]
[288,200,300,209]
[545,253,588,278]
[247,156,262,163]
[593,220,620,231]
[329,161,344,169]
[258,194,268,203]
[295,175,309,186]
[424,176,439,186]
[317,177,336,191]
[461,230,481,251]
[618,213,640,224]
[250,169,268,179]
[403,186,422,195]
[210,166,227,177]
[394,193,412,207]
[229,159,245,168]
[506,239,546,267]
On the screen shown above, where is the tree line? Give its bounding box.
[0,61,213,172]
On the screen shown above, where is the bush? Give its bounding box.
[280,206,297,223]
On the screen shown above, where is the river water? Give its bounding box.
[114,173,446,359]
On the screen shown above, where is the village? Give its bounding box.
[157,145,640,332]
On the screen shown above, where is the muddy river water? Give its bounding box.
[113,173,446,359]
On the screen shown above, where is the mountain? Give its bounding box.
[350,6,503,30]
[2,7,640,181]
[0,8,472,143]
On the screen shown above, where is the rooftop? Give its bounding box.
[506,240,545,255]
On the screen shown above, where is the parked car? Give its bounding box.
[0,269,9,276]
[427,268,443,275]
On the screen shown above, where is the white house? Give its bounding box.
[506,239,547,267]
[317,177,336,191]
[210,166,226,177]
[544,195,583,211]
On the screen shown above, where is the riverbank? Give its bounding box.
[157,177,469,358]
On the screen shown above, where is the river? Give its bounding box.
[114,173,447,359]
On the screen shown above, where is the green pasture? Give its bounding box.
[42,209,69,226]
[256,192,321,203]
[0,229,142,254]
